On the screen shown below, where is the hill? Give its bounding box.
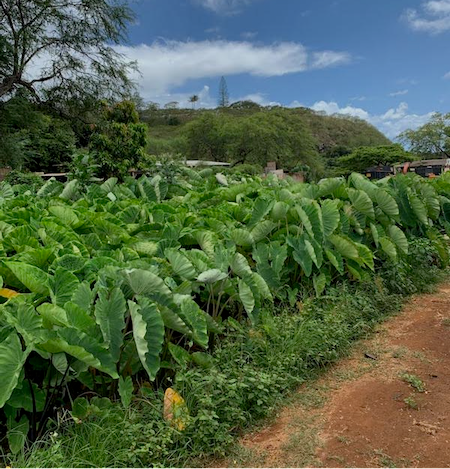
[140,103,391,176]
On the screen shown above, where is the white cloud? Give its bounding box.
[311,101,370,120]
[115,40,351,97]
[308,101,434,138]
[241,31,258,39]
[404,0,450,33]
[443,71,450,79]
[194,0,255,15]
[389,89,409,97]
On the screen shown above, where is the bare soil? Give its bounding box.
[224,284,450,468]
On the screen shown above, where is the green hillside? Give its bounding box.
[140,104,390,177]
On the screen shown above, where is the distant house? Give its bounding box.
[395,159,450,178]
[365,165,394,180]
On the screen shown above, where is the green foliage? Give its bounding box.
[183,110,322,176]
[337,144,412,174]
[0,0,136,108]
[0,168,449,460]
[399,112,450,158]
[0,96,76,171]
[400,373,425,393]
[89,101,148,179]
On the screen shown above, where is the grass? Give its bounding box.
[400,373,426,393]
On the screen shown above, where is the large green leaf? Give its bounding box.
[328,234,358,260]
[379,237,398,262]
[238,279,255,320]
[165,249,197,280]
[129,299,165,380]
[388,225,409,254]
[374,190,399,217]
[5,262,49,295]
[49,268,80,307]
[125,269,171,297]
[94,288,126,363]
[48,205,79,227]
[42,328,118,379]
[0,333,30,408]
[197,269,227,284]
[321,199,340,237]
[348,188,375,219]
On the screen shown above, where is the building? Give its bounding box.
[365,165,394,180]
[395,159,450,178]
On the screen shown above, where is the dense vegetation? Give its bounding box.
[142,105,391,175]
[0,167,450,465]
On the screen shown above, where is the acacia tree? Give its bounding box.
[398,113,450,158]
[0,0,136,107]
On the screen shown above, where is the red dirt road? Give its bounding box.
[233,284,450,468]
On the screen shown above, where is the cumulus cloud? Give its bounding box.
[389,89,409,97]
[194,0,255,15]
[115,40,351,97]
[309,100,434,138]
[404,0,450,33]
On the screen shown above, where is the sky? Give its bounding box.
[118,0,450,138]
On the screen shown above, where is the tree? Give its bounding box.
[398,113,450,158]
[337,144,412,174]
[189,94,199,109]
[0,0,136,108]
[218,76,229,107]
[89,101,147,180]
[164,101,179,110]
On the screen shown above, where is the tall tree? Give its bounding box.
[0,0,136,108]
[398,113,450,158]
[218,76,229,107]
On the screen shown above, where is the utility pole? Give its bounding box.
[218,76,229,107]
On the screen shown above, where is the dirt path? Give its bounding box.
[225,284,450,468]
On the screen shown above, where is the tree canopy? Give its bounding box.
[399,113,450,159]
[0,0,136,108]
[337,144,412,174]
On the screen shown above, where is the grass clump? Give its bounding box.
[400,373,426,393]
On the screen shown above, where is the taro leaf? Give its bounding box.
[321,199,340,237]
[71,282,93,311]
[41,328,118,379]
[94,287,126,363]
[379,236,398,262]
[165,249,197,280]
[60,179,79,200]
[168,343,192,368]
[328,234,359,260]
[197,269,227,284]
[250,220,277,243]
[160,307,191,336]
[54,254,87,272]
[229,228,254,247]
[238,279,255,319]
[178,298,209,348]
[7,414,29,454]
[374,190,399,217]
[37,303,69,328]
[325,249,344,274]
[125,269,172,297]
[48,205,79,227]
[118,376,133,408]
[4,304,45,346]
[5,262,49,295]
[230,253,252,278]
[192,352,214,369]
[7,382,46,413]
[0,333,30,408]
[132,242,158,257]
[348,188,375,219]
[388,225,409,254]
[313,272,327,297]
[356,243,375,271]
[129,299,165,381]
[49,268,80,307]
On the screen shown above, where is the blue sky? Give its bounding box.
[119,0,450,138]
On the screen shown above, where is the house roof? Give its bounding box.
[396,159,450,168]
